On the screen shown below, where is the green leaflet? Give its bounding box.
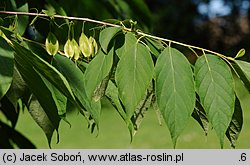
[105,80,134,139]
[93,75,110,102]
[152,99,163,126]
[53,55,101,128]
[131,83,154,135]
[226,97,243,148]
[6,65,28,110]
[195,54,235,148]
[105,81,126,120]
[84,49,113,101]
[232,61,250,92]
[116,32,137,58]
[99,26,122,54]
[37,70,67,116]
[26,40,52,62]
[14,3,29,36]
[28,95,56,148]
[13,42,75,103]
[192,98,209,135]
[0,37,14,99]
[228,75,246,148]
[14,43,61,147]
[235,60,250,76]
[143,38,164,57]
[155,47,195,147]
[115,38,154,120]
[235,60,250,91]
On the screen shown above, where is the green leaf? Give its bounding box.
[232,62,250,92]
[115,38,154,120]
[93,75,110,102]
[195,54,235,148]
[99,26,122,53]
[192,98,209,135]
[26,40,52,62]
[155,47,195,147]
[6,65,28,109]
[45,32,59,56]
[105,81,126,120]
[84,49,113,101]
[226,97,243,148]
[28,95,57,147]
[15,3,29,36]
[227,75,246,148]
[105,80,134,138]
[235,60,250,87]
[115,32,137,58]
[38,71,67,116]
[13,43,61,146]
[53,55,101,128]
[143,37,164,57]
[152,98,163,126]
[235,49,246,59]
[12,41,71,142]
[131,82,154,135]
[13,42,75,103]
[0,37,14,99]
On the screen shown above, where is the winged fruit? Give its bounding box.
[45,32,59,56]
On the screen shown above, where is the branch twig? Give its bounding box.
[0,10,232,60]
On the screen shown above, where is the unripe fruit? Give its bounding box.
[79,32,92,57]
[72,39,80,61]
[45,32,59,56]
[89,36,98,57]
[64,39,74,58]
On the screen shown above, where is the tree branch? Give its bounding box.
[0,10,232,60]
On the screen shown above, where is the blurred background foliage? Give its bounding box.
[1,0,250,148]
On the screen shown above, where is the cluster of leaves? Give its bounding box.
[0,9,249,149]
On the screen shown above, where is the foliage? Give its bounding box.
[0,1,249,149]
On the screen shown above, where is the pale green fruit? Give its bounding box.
[89,36,98,57]
[72,39,80,61]
[64,39,74,58]
[79,32,92,57]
